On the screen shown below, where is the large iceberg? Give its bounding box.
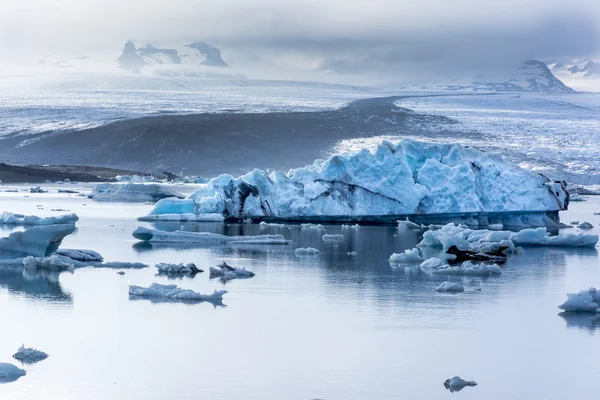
[1,212,79,226]
[0,224,76,258]
[142,140,568,222]
[90,183,184,203]
[132,226,291,245]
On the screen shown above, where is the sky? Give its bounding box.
[1,0,599,83]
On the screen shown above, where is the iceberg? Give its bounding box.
[0,212,79,226]
[209,262,255,281]
[444,376,478,392]
[558,288,600,313]
[141,140,568,222]
[422,259,503,276]
[322,234,344,242]
[132,226,291,245]
[155,263,203,274]
[389,248,424,264]
[12,345,48,364]
[129,283,227,303]
[0,362,26,383]
[301,223,325,230]
[90,183,185,203]
[578,222,594,229]
[294,247,320,255]
[23,255,75,271]
[397,218,421,230]
[341,224,360,229]
[419,223,598,251]
[54,249,103,262]
[0,224,76,258]
[435,282,465,293]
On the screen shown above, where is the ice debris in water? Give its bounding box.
[435,282,465,293]
[294,247,320,255]
[347,251,357,256]
[29,186,47,193]
[90,183,184,203]
[117,271,125,275]
[259,221,285,228]
[129,283,227,302]
[23,255,75,271]
[421,259,502,276]
[54,249,103,262]
[209,262,255,281]
[488,223,503,230]
[12,345,48,364]
[397,218,421,230]
[0,224,76,258]
[132,226,291,245]
[444,376,478,392]
[155,263,203,274]
[141,140,569,221]
[389,248,424,264]
[559,287,600,313]
[322,234,344,242]
[341,224,360,229]
[578,222,593,229]
[419,223,598,251]
[0,363,26,383]
[0,212,79,226]
[301,223,325,230]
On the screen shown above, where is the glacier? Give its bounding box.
[90,183,184,203]
[142,140,568,222]
[0,212,79,226]
[132,226,291,245]
[0,224,76,258]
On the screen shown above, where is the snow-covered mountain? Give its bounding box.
[38,55,94,70]
[547,59,600,92]
[400,60,574,93]
[115,41,240,78]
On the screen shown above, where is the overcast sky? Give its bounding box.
[1,0,599,81]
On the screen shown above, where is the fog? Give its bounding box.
[1,0,599,84]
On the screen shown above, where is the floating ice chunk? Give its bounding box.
[322,234,344,242]
[117,271,125,275]
[444,376,477,392]
[294,247,320,255]
[559,287,600,313]
[397,218,420,230]
[569,193,585,202]
[510,228,598,247]
[259,221,285,228]
[419,257,446,270]
[129,283,227,302]
[389,248,424,264]
[578,222,594,229]
[57,189,79,194]
[132,226,291,245]
[0,363,26,383]
[429,261,502,276]
[0,212,78,226]
[90,183,184,203]
[341,224,360,229]
[54,249,103,262]
[155,263,203,274]
[30,186,47,193]
[435,282,465,293]
[347,251,358,256]
[0,224,76,258]
[139,212,225,222]
[23,255,74,271]
[12,345,48,364]
[301,223,325,230]
[243,219,253,224]
[89,261,148,269]
[488,223,504,230]
[570,221,580,225]
[209,262,255,281]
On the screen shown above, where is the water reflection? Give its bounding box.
[0,268,72,303]
[559,312,600,333]
[128,295,226,308]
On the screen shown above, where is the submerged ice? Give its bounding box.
[143,140,568,221]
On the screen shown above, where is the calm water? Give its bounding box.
[1,188,599,399]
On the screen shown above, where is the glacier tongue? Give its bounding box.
[142,140,568,221]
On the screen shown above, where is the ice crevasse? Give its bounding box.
[142,140,569,221]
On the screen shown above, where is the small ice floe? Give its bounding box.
[132,227,291,245]
[243,218,253,224]
[421,259,502,276]
[444,376,477,392]
[341,224,360,229]
[397,218,420,230]
[12,345,48,364]
[294,247,320,255]
[0,362,26,383]
[117,271,125,275]
[322,234,344,242]
[570,221,580,225]
[23,255,74,271]
[259,221,285,228]
[347,251,358,256]
[129,283,227,303]
[301,223,325,230]
[559,287,600,313]
[155,263,203,275]
[578,222,594,229]
[209,262,255,281]
[569,193,585,202]
[29,186,47,193]
[435,282,465,293]
[57,189,79,194]
[54,249,103,262]
[488,223,504,230]
[0,212,79,226]
[389,248,423,264]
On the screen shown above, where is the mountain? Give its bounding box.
[401,60,574,93]
[547,59,600,92]
[115,41,237,78]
